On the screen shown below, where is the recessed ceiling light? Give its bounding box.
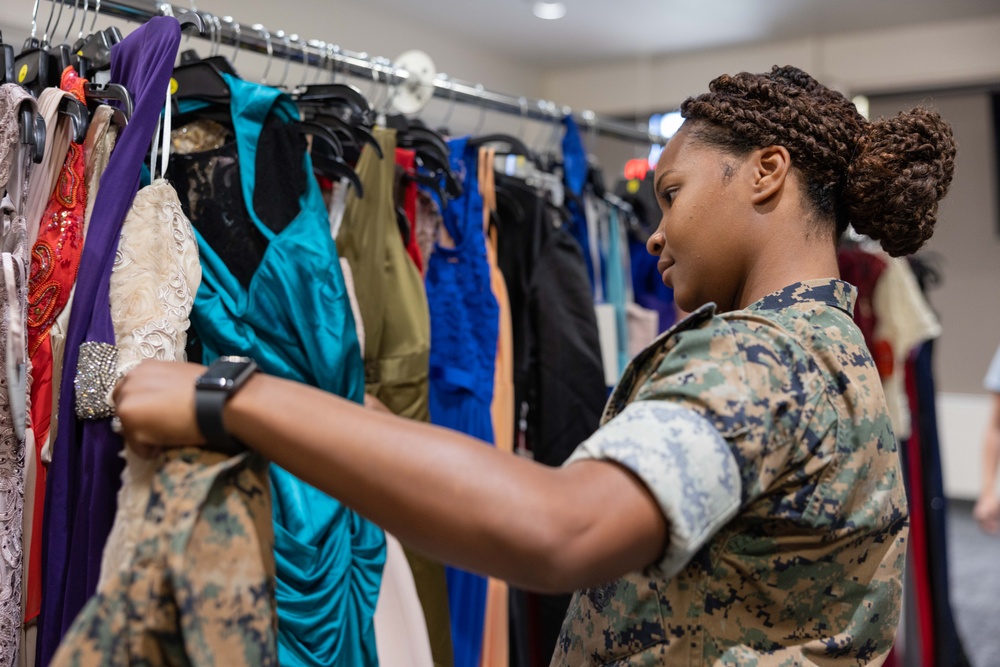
[533,2,567,20]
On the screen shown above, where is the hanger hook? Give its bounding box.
[582,109,597,154]
[546,104,567,153]
[275,30,292,88]
[252,24,273,85]
[296,36,310,89]
[77,0,89,40]
[222,16,240,62]
[373,57,390,113]
[530,99,550,151]
[29,0,40,40]
[42,0,60,46]
[90,0,101,35]
[381,59,401,115]
[306,40,324,85]
[330,45,343,83]
[51,0,67,45]
[211,14,223,56]
[517,96,528,140]
[322,43,335,84]
[439,76,458,131]
[65,0,80,43]
[380,58,398,114]
[361,53,376,98]
[196,11,215,53]
[473,83,487,135]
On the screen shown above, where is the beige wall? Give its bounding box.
[867,90,1000,396]
[541,14,1000,116]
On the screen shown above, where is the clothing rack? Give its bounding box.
[50,0,667,145]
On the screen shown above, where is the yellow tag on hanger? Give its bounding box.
[169,78,179,95]
[627,180,640,195]
[17,65,27,83]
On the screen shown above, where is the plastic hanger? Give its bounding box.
[469,133,536,164]
[294,83,372,120]
[18,98,46,163]
[57,96,89,143]
[0,32,15,84]
[297,120,344,158]
[85,82,131,127]
[312,151,365,199]
[306,110,383,159]
[14,37,54,95]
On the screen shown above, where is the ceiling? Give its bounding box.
[364,0,1000,67]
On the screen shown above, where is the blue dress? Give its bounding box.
[425,136,499,667]
[177,75,384,667]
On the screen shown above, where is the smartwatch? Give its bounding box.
[195,356,258,454]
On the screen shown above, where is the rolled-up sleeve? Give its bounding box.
[565,400,741,578]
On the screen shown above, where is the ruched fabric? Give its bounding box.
[180,74,384,667]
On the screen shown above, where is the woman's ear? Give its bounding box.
[749,145,791,206]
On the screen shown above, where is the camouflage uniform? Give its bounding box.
[553,279,908,666]
[50,449,278,666]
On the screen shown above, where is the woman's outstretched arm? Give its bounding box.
[114,361,667,592]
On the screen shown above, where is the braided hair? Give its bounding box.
[680,66,957,256]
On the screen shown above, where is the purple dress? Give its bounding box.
[38,17,181,665]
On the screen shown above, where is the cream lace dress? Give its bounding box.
[97,179,201,587]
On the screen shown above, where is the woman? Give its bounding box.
[114,66,956,665]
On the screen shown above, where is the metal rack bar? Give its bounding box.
[58,0,666,144]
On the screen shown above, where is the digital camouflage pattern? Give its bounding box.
[50,448,278,666]
[553,279,908,666]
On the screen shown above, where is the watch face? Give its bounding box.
[196,358,257,391]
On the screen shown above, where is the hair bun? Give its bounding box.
[844,107,957,257]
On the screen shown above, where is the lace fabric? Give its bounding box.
[0,83,36,667]
[167,115,305,289]
[168,141,267,288]
[98,179,201,589]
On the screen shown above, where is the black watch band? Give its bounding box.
[195,388,240,454]
[195,356,258,455]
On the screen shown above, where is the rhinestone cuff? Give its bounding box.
[76,341,119,420]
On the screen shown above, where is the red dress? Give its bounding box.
[25,66,89,622]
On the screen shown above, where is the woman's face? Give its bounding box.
[646,123,754,313]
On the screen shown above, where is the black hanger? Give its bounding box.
[14,37,54,95]
[85,82,132,127]
[297,121,344,158]
[401,170,447,207]
[18,99,46,163]
[312,152,365,199]
[0,32,15,84]
[171,57,230,105]
[57,96,89,143]
[294,83,372,121]
[468,133,536,165]
[306,110,383,159]
[73,26,115,77]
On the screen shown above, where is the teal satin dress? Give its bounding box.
[182,75,385,667]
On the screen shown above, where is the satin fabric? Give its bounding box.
[182,75,384,667]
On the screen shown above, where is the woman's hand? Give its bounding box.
[113,360,207,455]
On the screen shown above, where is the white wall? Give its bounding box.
[939,393,992,500]
[541,15,1000,115]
